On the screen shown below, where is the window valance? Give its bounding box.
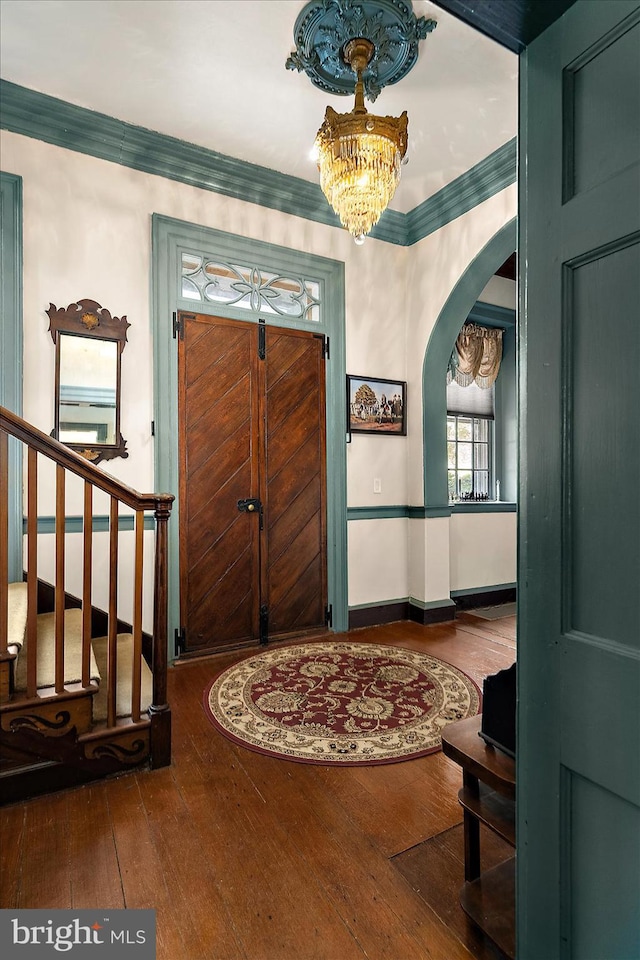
[447,322,503,389]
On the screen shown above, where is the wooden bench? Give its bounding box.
[442,714,516,959]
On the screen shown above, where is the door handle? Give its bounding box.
[238,498,264,529]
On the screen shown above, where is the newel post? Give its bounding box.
[148,494,174,768]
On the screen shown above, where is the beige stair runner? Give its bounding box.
[7,582,28,656]
[91,634,153,722]
[14,607,100,693]
[7,587,152,723]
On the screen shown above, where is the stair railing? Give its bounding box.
[0,406,174,767]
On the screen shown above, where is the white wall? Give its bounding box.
[347,519,409,607]
[449,512,517,592]
[3,129,516,623]
[30,528,156,630]
[408,517,452,604]
[479,273,517,310]
[346,189,518,609]
[404,184,517,505]
[4,131,409,494]
[402,186,517,606]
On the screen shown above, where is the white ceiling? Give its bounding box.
[0,0,518,214]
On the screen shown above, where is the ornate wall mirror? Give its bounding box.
[47,298,129,463]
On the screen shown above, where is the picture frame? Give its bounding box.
[347,375,407,436]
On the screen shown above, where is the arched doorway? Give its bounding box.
[421,218,517,510]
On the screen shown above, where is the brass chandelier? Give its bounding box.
[314,38,408,243]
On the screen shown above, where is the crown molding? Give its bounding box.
[0,79,515,247]
[406,137,517,244]
[0,80,343,223]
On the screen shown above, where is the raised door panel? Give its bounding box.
[566,242,639,648]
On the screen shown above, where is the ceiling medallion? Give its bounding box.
[286,0,437,102]
[288,1,436,242]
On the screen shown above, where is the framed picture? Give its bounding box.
[347,375,407,436]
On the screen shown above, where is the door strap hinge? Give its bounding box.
[260,604,269,645]
[314,334,330,359]
[258,319,266,360]
[173,312,184,340]
[174,626,186,656]
[325,604,333,628]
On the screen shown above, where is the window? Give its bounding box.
[446,314,506,503]
[181,253,321,322]
[447,415,491,501]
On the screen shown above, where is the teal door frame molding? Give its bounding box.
[421,218,518,511]
[151,214,348,658]
[0,171,23,582]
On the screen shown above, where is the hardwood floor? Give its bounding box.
[0,614,516,960]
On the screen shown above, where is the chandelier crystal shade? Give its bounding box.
[314,38,408,242]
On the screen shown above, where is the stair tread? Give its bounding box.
[91,634,153,721]
[14,608,101,692]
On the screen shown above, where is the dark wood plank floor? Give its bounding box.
[0,613,516,960]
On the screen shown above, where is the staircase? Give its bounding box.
[0,407,174,804]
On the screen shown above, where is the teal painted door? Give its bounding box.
[519,2,640,957]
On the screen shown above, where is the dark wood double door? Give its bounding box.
[178,312,328,655]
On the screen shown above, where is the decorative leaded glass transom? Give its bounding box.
[181,253,321,322]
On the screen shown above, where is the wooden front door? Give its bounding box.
[519,2,640,956]
[178,312,328,654]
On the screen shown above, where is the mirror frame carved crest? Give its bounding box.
[47,298,130,464]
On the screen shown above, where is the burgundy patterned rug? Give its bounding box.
[203,641,481,765]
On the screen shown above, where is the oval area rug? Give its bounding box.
[203,641,481,765]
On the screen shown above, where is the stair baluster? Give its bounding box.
[26,448,38,699]
[55,464,65,694]
[132,509,144,723]
[81,481,92,689]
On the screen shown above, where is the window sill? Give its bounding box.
[449,501,517,513]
